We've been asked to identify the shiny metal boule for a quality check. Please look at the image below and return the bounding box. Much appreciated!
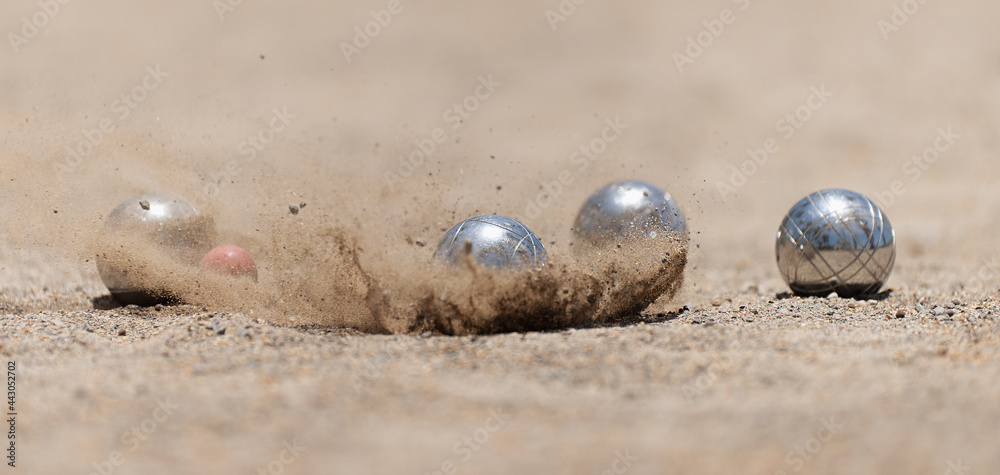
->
[434,215,547,270]
[573,180,687,244]
[97,193,216,305]
[776,189,895,297]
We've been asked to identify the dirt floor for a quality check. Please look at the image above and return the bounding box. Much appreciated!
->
[3,0,1000,473]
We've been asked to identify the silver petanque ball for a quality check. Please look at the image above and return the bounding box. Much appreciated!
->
[573,180,687,244]
[776,189,895,297]
[96,193,216,306]
[434,215,547,270]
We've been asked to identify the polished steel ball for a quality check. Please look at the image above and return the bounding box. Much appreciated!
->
[573,180,687,244]
[97,193,216,305]
[434,215,547,270]
[776,189,895,297]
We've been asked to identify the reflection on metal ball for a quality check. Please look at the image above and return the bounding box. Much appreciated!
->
[96,193,216,306]
[434,215,547,270]
[573,180,687,244]
[776,189,895,297]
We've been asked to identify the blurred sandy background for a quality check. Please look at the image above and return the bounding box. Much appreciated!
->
[2,0,1000,473]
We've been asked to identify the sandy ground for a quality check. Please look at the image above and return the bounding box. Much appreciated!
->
[3,0,1000,473]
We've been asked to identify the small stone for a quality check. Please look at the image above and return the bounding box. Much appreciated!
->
[946,309,955,317]
[117,328,127,336]
[289,204,300,215]
[212,318,227,335]
[933,306,946,316]
[895,309,906,318]
[414,238,427,247]
[139,200,150,210]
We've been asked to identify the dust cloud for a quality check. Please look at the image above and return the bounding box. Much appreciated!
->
[1,121,687,334]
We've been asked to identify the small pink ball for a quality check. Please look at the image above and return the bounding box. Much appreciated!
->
[201,245,258,282]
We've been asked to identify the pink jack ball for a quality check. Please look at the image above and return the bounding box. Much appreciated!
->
[201,245,258,282]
